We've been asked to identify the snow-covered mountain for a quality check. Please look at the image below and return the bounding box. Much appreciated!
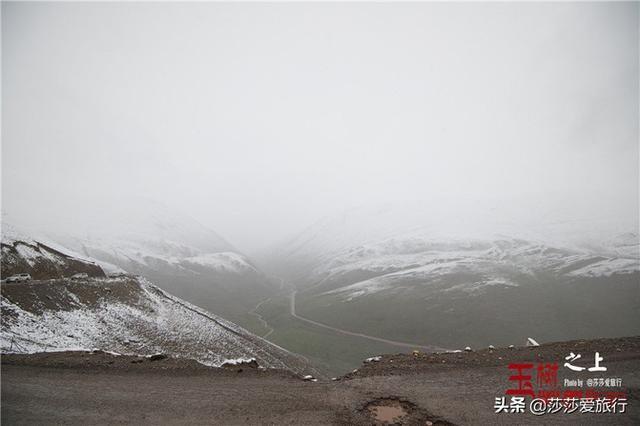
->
[0,234,315,376]
[273,201,640,349]
[305,235,639,299]
[273,200,639,282]
[1,224,107,280]
[40,199,248,276]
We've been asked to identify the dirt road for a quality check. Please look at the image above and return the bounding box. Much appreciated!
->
[2,364,357,425]
[4,337,638,425]
[289,291,445,352]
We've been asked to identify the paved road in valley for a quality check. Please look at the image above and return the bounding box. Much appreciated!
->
[289,291,446,352]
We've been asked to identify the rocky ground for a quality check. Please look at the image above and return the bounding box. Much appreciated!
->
[341,336,640,378]
[2,336,639,425]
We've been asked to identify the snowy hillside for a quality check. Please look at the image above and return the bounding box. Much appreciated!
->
[0,230,314,375]
[274,200,639,285]
[39,199,238,274]
[309,236,639,300]
[58,233,260,280]
[0,276,313,374]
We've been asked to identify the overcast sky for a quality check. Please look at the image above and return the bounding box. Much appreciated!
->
[2,2,638,252]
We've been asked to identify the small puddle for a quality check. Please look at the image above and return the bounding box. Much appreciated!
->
[366,399,409,423]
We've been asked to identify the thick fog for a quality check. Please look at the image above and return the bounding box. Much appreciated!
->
[2,2,638,253]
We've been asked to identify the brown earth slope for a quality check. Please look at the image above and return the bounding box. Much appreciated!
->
[1,240,105,280]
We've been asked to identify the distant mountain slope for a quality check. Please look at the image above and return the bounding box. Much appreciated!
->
[273,202,640,349]
[276,202,639,289]
[272,200,638,280]
[52,198,233,255]
[45,198,240,274]
[307,236,639,297]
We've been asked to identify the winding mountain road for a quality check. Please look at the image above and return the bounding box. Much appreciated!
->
[289,291,445,352]
[248,297,274,339]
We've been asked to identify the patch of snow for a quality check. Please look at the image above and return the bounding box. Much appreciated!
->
[443,278,519,294]
[94,259,126,275]
[180,252,256,273]
[221,357,256,366]
[567,258,639,277]
[14,244,42,267]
